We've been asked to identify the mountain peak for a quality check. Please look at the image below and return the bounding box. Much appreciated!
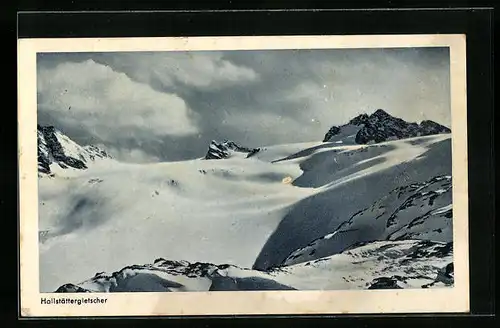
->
[372,108,391,118]
[37,125,112,176]
[37,124,56,132]
[348,113,369,126]
[348,109,395,126]
[205,139,260,160]
[324,109,451,144]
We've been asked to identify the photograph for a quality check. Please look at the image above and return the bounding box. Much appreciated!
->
[18,34,469,316]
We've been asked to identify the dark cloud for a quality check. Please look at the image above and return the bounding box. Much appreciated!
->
[37,47,450,162]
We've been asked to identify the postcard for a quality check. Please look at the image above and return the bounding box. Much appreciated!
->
[18,34,469,317]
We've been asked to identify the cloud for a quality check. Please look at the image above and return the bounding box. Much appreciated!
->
[86,52,259,92]
[95,144,161,163]
[274,48,451,129]
[37,59,199,150]
[221,110,309,147]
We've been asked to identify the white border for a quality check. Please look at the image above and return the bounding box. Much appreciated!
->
[18,34,469,317]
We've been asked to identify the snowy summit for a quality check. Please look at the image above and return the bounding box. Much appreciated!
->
[38,125,112,177]
[204,140,260,160]
[323,109,451,144]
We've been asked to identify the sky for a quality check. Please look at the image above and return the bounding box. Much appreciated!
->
[37,47,451,163]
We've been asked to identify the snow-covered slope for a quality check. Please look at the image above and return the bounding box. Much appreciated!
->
[38,153,311,292]
[252,134,452,270]
[282,175,452,266]
[275,239,454,290]
[37,113,453,293]
[37,125,113,177]
[55,239,453,293]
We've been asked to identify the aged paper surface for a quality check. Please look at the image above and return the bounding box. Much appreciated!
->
[18,34,468,317]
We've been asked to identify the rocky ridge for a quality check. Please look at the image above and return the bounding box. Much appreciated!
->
[323,109,451,144]
[38,125,112,176]
[204,140,260,160]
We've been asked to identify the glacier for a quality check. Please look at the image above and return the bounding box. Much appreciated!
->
[37,109,454,293]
